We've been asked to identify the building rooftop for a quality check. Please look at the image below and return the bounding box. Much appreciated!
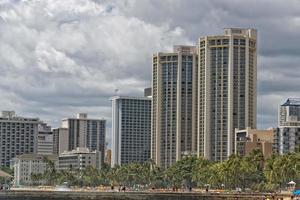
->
[62,113,106,121]
[110,96,152,101]
[281,98,300,106]
[173,45,197,54]
[15,154,58,160]
[0,111,40,122]
[60,148,98,155]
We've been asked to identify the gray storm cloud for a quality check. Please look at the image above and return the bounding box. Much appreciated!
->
[0,0,300,145]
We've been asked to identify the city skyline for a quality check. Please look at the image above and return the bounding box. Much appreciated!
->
[0,0,300,147]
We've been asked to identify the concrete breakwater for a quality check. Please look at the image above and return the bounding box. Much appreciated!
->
[0,190,292,200]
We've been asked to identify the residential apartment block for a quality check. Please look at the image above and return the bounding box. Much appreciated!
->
[52,128,69,155]
[61,113,105,164]
[0,111,40,167]
[111,96,151,167]
[37,123,53,155]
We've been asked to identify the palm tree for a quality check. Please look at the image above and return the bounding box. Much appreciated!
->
[207,162,224,189]
[42,156,58,185]
[242,149,265,189]
[192,157,211,188]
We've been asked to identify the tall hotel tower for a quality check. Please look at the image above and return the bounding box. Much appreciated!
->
[111,95,151,167]
[197,28,257,161]
[152,45,198,168]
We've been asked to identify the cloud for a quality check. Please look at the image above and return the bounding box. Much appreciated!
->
[0,0,190,145]
[0,0,299,145]
[107,0,300,128]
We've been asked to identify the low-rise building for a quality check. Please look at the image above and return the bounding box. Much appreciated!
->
[13,154,58,186]
[235,127,274,159]
[58,148,102,170]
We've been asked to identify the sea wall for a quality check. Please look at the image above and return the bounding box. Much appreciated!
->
[0,190,291,200]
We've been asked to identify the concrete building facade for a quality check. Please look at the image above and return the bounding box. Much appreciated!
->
[274,98,300,154]
[111,96,151,167]
[58,148,102,170]
[279,98,300,126]
[151,45,198,168]
[53,128,69,155]
[197,28,257,161]
[144,88,152,98]
[104,149,111,166]
[61,114,105,164]
[0,111,40,167]
[37,123,53,155]
[235,127,274,159]
[274,126,300,154]
[13,154,58,186]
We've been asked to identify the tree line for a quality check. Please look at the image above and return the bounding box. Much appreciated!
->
[32,149,300,192]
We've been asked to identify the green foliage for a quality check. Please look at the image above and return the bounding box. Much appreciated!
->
[165,155,198,188]
[0,166,13,185]
[0,166,14,176]
[264,152,300,189]
[29,150,300,192]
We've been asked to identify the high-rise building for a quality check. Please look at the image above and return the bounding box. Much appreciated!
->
[0,111,40,167]
[274,98,300,154]
[151,45,198,168]
[52,128,69,155]
[111,96,151,167]
[37,123,53,155]
[61,114,105,164]
[197,28,257,161]
[279,98,300,126]
[235,127,274,159]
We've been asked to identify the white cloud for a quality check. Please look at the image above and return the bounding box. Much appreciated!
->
[0,0,191,144]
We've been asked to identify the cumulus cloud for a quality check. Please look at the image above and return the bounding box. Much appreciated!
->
[0,0,190,144]
[0,0,299,145]
[106,0,300,128]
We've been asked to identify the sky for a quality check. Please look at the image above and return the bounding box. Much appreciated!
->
[0,0,300,145]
